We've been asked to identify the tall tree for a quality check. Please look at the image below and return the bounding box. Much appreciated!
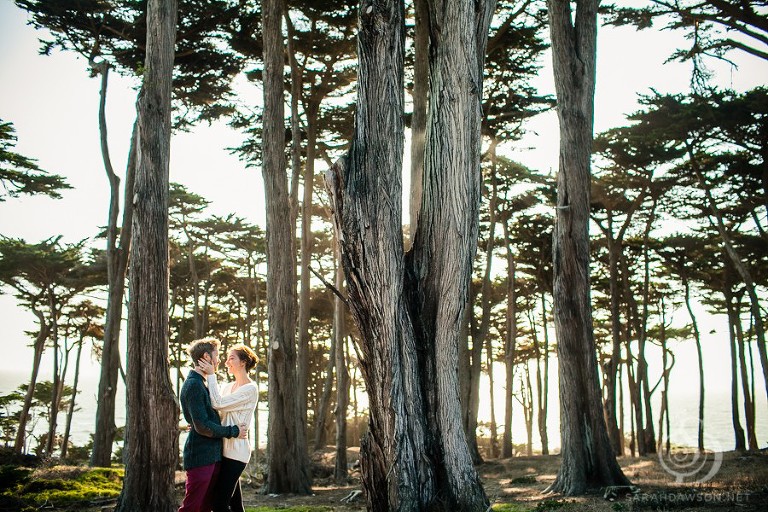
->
[15,0,247,465]
[261,0,312,494]
[325,0,495,509]
[546,0,630,494]
[0,237,87,454]
[115,0,178,509]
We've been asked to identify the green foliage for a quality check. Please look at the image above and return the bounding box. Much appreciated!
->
[534,498,569,510]
[2,466,123,506]
[245,507,334,512]
[492,503,530,512]
[16,0,247,127]
[511,474,538,484]
[0,119,70,201]
[0,464,32,490]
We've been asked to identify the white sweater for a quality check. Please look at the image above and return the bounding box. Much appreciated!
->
[206,374,259,463]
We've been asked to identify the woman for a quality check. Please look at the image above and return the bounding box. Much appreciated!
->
[197,344,259,512]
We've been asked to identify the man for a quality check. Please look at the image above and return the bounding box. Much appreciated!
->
[178,337,247,512]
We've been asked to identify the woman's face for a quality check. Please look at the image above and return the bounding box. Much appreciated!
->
[225,350,244,374]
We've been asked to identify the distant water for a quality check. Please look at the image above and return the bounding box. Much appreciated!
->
[0,368,269,453]
[1,362,765,456]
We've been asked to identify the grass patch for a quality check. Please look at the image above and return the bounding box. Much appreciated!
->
[1,466,123,507]
[246,508,334,512]
[492,503,531,512]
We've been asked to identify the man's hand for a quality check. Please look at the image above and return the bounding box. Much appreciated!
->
[238,424,248,439]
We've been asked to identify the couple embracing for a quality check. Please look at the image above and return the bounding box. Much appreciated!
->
[178,338,259,512]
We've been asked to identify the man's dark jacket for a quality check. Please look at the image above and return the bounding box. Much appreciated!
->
[179,370,239,470]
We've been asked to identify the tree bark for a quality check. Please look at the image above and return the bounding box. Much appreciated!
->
[638,203,657,454]
[324,1,495,509]
[546,0,630,495]
[538,293,550,455]
[333,262,349,482]
[92,117,137,467]
[313,331,335,450]
[261,0,312,494]
[408,0,428,245]
[502,218,517,458]
[683,276,705,451]
[115,0,179,509]
[724,269,747,451]
[61,333,84,460]
[691,153,768,404]
[14,308,48,454]
[298,103,320,438]
[734,297,759,450]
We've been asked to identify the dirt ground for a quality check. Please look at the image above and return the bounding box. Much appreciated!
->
[228,447,768,511]
[10,447,767,511]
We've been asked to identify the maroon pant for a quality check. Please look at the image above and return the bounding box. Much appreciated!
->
[178,462,220,512]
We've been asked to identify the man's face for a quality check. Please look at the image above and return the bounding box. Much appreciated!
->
[209,348,219,367]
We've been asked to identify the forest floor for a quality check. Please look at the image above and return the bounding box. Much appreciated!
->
[3,447,767,511]
[231,447,768,512]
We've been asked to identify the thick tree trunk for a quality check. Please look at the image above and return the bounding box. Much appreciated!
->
[114,0,179,509]
[324,2,494,509]
[546,0,630,495]
[502,219,517,458]
[92,119,137,467]
[261,0,312,494]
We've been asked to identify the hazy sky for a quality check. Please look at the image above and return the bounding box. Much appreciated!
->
[1,2,766,449]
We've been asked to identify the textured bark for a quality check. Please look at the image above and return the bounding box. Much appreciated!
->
[261,0,312,494]
[14,308,48,454]
[502,219,517,458]
[537,293,550,455]
[546,0,630,495]
[92,117,137,467]
[314,332,335,450]
[593,188,644,457]
[325,1,494,510]
[408,0,428,244]
[115,0,179,509]
[333,261,349,482]
[298,105,318,433]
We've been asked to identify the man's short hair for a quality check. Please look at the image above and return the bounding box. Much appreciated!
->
[187,337,220,365]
